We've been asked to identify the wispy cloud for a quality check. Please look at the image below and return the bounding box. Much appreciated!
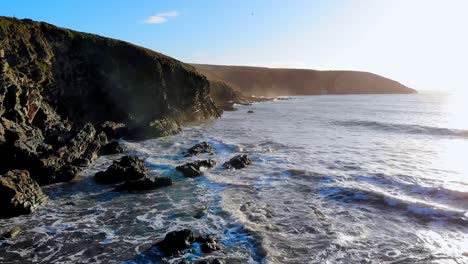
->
[143,11,179,24]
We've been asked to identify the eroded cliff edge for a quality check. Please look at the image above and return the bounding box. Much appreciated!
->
[0,16,220,217]
[194,64,417,96]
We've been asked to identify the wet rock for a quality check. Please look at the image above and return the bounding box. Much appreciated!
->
[220,105,237,111]
[194,259,225,264]
[247,110,254,113]
[153,229,195,256]
[36,123,101,184]
[176,160,216,177]
[195,235,221,253]
[94,156,147,184]
[100,121,127,139]
[222,154,252,169]
[183,142,214,157]
[0,170,47,218]
[100,141,124,155]
[115,176,172,191]
[2,227,21,239]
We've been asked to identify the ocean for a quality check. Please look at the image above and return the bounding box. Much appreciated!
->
[1,93,467,263]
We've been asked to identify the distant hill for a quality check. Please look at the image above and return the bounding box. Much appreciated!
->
[193,64,417,96]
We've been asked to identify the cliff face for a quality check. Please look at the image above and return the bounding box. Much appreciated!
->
[0,17,220,186]
[193,64,417,96]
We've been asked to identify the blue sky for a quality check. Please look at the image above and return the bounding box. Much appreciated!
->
[2,0,467,92]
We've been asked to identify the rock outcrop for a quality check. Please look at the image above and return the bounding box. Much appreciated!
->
[0,16,221,216]
[223,154,252,169]
[152,229,221,257]
[94,156,147,184]
[115,176,172,192]
[194,64,417,96]
[176,160,216,177]
[0,170,47,218]
[183,142,214,157]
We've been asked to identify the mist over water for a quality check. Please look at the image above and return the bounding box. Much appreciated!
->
[1,93,467,263]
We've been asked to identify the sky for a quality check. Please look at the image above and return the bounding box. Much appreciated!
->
[1,0,467,93]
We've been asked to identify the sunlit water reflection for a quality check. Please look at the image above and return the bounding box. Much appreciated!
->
[0,93,467,263]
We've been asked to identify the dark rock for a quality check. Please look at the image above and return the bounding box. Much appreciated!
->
[222,154,252,169]
[220,105,237,111]
[100,121,127,139]
[176,160,216,177]
[183,142,214,157]
[2,227,21,239]
[115,176,172,191]
[194,260,225,264]
[94,156,147,184]
[0,16,221,188]
[247,110,254,113]
[195,235,221,253]
[100,141,124,155]
[0,170,47,218]
[153,229,195,256]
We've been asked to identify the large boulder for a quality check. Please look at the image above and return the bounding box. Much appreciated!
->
[222,154,252,169]
[183,142,214,157]
[94,156,147,184]
[153,229,221,257]
[176,160,216,178]
[0,170,47,218]
[153,229,195,256]
[115,176,172,191]
[100,141,124,155]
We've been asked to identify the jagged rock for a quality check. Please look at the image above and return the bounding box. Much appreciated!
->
[115,176,172,191]
[222,154,252,169]
[0,16,221,188]
[100,141,124,155]
[153,230,221,257]
[2,226,21,239]
[183,142,214,157]
[195,235,221,253]
[94,156,147,184]
[153,229,195,256]
[194,260,225,264]
[0,170,47,218]
[36,123,101,184]
[100,121,127,139]
[176,160,216,177]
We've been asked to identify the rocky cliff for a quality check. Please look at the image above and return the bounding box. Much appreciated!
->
[193,64,417,96]
[0,16,220,197]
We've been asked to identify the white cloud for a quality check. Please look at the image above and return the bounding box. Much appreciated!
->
[143,11,179,24]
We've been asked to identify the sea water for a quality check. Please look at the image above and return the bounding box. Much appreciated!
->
[1,93,467,263]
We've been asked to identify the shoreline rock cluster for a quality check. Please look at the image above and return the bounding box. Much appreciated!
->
[0,16,221,218]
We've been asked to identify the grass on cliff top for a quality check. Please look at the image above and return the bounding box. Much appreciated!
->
[0,16,203,78]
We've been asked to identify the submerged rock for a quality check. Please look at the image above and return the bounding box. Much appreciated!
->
[222,154,252,169]
[115,176,172,191]
[2,227,21,239]
[176,160,216,177]
[195,235,222,253]
[0,170,47,218]
[153,229,221,257]
[94,156,147,184]
[183,142,214,157]
[100,141,124,155]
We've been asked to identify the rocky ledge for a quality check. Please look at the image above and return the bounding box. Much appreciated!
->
[0,16,221,218]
